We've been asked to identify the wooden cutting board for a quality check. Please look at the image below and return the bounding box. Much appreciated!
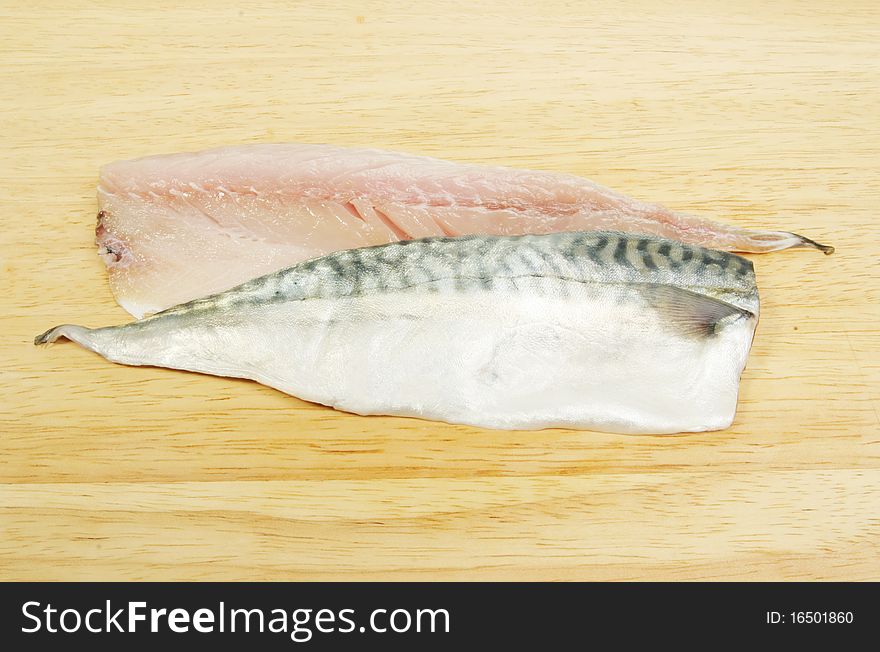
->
[1,0,877,580]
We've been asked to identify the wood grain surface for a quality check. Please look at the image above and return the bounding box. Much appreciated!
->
[1,0,878,581]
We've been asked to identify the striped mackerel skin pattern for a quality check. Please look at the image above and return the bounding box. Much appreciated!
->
[156,231,759,319]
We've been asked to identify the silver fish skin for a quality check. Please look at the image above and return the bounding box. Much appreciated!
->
[36,232,759,434]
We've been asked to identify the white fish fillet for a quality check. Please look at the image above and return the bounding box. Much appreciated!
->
[39,232,758,434]
[96,144,827,318]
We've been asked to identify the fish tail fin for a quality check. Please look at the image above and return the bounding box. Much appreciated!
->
[667,211,833,254]
[35,324,95,347]
[724,227,834,255]
[34,323,124,362]
[789,232,835,255]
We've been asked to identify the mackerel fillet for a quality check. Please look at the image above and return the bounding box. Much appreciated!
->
[97,144,823,318]
[39,232,759,434]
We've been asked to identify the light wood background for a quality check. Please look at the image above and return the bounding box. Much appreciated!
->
[1,0,878,581]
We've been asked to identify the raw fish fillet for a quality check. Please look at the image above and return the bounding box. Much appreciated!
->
[39,232,758,434]
[97,144,829,318]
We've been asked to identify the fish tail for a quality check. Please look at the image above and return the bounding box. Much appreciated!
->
[34,323,127,362]
[710,225,834,255]
[789,232,835,255]
[738,229,834,255]
[34,324,95,347]
[659,209,832,254]
[35,314,212,370]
